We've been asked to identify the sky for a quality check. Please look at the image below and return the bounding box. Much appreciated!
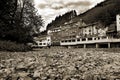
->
[34,0,104,30]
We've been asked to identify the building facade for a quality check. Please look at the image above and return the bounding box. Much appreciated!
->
[32,36,51,47]
[116,14,120,31]
[47,14,120,48]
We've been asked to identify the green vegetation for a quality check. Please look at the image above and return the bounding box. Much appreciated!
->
[46,0,120,31]
[0,0,43,51]
[0,40,31,52]
[80,0,120,26]
[0,0,43,43]
[47,10,77,30]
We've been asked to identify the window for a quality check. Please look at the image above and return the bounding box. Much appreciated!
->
[89,30,91,32]
[88,38,92,41]
[61,41,64,43]
[72,39,75,42]
[94,38,96,40]
[39,43,42,45]
[98,37,100,40]
[77,39,80,41]
[65,40,67,42]
[43,43,46,45]
[82,38,86,41]
[39,40,42,42]
[68,40,71,42]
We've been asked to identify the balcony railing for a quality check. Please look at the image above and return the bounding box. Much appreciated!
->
[60,36,120,45]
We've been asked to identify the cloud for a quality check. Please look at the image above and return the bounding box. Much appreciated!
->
[65,1,91,7]
[34,0,104,27]
[51,3,64,10]
[37,0,91,10]
[38,4,48,9]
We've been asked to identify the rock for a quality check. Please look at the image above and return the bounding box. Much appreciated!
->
[4,68,12,75]
[84,72,94,80]
[33,70,40,78]
[18,72,29,77]
[15,63,28,72]
[0,48,120,79]
[17,76,32,80]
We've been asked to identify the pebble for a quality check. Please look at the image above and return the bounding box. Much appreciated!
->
[0,48,119,79]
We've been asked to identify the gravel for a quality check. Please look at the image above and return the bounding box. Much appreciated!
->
[0,47,120,80]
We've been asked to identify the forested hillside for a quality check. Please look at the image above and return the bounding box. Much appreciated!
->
[79,0,120,26]
[47,10,77,30]
[0,0,43,43]
[46,0,120,32]
[0,0,43,51]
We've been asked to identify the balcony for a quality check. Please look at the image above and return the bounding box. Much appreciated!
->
[60,36,120,46]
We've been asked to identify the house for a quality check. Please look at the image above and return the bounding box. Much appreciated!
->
[35,14,120,48]
[56,14,120,48]
[32,35,51,48]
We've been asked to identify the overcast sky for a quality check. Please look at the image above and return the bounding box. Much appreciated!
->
[34,0,104,30]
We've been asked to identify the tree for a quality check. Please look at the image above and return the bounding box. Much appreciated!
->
[0,0,43,43]
[0,0,17,39]
[47,10,77,30]
[13,0,43,43]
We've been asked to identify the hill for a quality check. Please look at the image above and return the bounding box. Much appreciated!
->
[79,0,120,26]
[43,0,120,35]
[46,10,77,30]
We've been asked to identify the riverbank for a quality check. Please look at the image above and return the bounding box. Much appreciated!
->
[0,48,120,79]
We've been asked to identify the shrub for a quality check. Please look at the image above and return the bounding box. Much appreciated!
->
[0,40,32,52]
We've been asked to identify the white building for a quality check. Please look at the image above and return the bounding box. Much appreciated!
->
[32,36,51,48]
[116,14,120,31]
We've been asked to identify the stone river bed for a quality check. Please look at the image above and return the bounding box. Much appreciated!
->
[0,47,120,80]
